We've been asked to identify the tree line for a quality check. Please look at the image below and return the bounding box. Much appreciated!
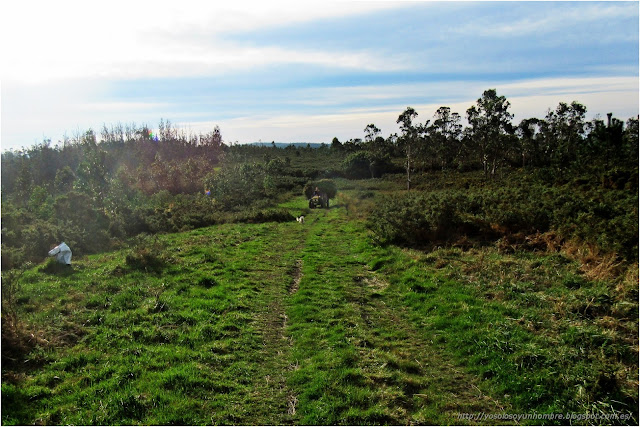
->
[1,89,638,269]
[335,89,638,187]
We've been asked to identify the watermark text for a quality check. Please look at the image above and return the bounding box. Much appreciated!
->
[456,412,632,422]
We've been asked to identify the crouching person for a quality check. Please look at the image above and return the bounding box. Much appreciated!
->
[48,242,72,266]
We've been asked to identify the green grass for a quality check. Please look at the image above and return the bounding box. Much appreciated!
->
[363,243,638,424]
[3,221,306,425]
[284,204,505,424]
[2,189,637,425]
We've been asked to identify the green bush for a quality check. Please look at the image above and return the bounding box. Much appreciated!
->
[368,192,480,246]
[342,152,371,179]
[367,181,637,261]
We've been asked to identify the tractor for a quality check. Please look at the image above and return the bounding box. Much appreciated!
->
[308,192,329,209]
[304,179,336,209]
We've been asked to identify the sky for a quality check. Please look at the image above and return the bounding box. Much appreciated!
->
[1,0,638,151]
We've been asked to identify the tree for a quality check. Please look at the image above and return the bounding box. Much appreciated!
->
[397,107,419,190]
[364,124,381,144]
[542,101,587,167]
[81,129,98,147]
[342,138,362,153]
[516,118,544,167]
[27,140,60,190]
[343,151,372,179]
[584,114,625,167]
[624,116,639,164]
[466,89,514,178]
[362,124,395,177]
[54,166,76,194]
[74,148,109,205]
[15,159,33,204]
[430,106,463,170]
[159,118,177,142]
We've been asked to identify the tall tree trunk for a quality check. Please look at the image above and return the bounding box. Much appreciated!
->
[482,154,488,179]
[406,144,412,190]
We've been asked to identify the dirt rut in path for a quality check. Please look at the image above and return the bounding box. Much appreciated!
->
[289,259,303,294]
[246,226,308,424]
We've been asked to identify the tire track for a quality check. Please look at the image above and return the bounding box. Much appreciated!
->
[347,273,508,424]
[246,223,308,424]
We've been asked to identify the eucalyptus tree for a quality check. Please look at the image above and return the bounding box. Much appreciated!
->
[364,123,381,144]
[542,101,587,168]
[397,107,419,190]
[516,118,545,167]
[430,106,463,170]
[330,137,343,151]
[624,116,639,164]
[466,89,514,178]
[362,123,395,177]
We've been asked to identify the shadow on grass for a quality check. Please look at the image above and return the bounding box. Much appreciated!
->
[38,259,76,277]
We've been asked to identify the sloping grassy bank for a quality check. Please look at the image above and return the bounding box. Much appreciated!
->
[2,221,307,425]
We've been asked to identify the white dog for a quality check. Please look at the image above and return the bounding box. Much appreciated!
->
[296,216,305,223]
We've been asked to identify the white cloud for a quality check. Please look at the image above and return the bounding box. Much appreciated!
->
[458,2,637,38]
[1,78,170,148]
[286,76,638,116]
[1,0,408,83]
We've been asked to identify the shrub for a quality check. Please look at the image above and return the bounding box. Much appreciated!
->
[203,163,268,209]
[368,192,477,247]
[367,171,638,262]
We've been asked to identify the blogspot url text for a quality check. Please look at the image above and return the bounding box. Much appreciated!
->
[456,412,632,422]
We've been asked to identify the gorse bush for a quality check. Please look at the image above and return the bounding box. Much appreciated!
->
[368,181,638,261]
[368,192,486,247]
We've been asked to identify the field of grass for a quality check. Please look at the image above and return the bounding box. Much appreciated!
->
[2,185,638,425]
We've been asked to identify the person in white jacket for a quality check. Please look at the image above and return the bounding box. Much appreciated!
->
[48,242,72,265]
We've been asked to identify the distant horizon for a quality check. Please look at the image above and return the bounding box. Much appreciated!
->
[247,141,327,147]
[2,1,638,152]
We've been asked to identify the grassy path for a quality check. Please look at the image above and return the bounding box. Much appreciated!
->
[282,201,505,424]
[3,197,506,425]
